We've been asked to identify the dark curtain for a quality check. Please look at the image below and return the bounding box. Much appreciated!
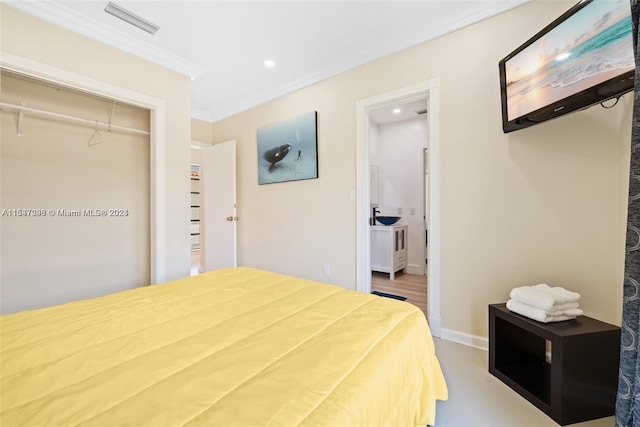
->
[617,1,640,425]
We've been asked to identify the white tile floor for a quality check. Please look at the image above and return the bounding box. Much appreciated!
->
[191,249,200,276]
[433,338,615,427]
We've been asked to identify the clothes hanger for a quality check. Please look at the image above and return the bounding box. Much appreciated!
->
[88,120,104,146]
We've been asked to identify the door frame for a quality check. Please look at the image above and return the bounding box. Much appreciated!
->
[424,147,430,277]
[1,51,167,284]
[355,78,442,336]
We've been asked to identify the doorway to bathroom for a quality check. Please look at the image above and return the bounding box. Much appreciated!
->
[368,98,428,317]
[355,79,441,336]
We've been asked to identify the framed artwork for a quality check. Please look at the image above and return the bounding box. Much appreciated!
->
[257,111,318,185]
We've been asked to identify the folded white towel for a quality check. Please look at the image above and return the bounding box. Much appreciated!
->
[535,284,581,303]
[547,302,580,313]
[506,299,583,323]
[509,284,581,311]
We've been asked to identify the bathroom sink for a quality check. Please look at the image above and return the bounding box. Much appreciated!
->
[376,216,401,225]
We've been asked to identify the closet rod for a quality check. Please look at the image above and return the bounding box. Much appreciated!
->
[0,101,150,136]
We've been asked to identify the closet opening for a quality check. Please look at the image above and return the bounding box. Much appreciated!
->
[1,69,152,314]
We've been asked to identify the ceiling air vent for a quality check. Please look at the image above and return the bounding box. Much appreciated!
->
[104,2,160,35]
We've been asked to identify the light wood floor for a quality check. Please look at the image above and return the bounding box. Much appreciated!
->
[371,271,427,317]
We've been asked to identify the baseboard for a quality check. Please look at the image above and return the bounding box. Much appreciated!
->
[440,327,488,351]
[405,264,425,275]
[428,316,442,338]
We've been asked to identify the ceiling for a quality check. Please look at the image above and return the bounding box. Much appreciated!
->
[369,98,429,125]
[3,0,529,123]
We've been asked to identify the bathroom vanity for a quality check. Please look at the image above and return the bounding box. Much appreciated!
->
[371,225,407,280]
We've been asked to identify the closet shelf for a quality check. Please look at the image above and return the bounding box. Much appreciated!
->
[0,101,150,136]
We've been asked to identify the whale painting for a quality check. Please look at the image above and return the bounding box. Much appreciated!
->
[263,144,292,172]
[257,111,318,185]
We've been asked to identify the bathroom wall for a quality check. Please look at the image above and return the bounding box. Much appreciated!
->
[375,116,429,275]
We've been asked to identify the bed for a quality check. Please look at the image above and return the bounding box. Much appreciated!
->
[0,267,447,426]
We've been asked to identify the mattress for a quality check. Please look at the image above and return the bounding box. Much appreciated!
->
[0,267,447,426]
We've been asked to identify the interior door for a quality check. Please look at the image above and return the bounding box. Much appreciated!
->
[424,148,429,272]
[201,140,237,271]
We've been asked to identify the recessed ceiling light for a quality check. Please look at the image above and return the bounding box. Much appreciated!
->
[393,108,401,114]
[264,60,275,68]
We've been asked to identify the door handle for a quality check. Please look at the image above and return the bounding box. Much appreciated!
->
[226,216,239,221]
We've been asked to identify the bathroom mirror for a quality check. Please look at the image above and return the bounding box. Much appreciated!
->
[370,164,379,205]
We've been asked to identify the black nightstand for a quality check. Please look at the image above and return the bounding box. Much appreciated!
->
[489,303,620,425]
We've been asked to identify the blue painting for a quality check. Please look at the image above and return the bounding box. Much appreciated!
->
[257,111,318,185]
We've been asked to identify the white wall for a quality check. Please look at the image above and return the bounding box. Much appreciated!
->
[377,116,429,274]
[210,0,630,339]
[191,146,203,166]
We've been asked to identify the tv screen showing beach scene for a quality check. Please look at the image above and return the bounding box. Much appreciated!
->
[504,0,634,122]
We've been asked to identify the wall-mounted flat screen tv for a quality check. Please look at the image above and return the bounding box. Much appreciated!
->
[499,0,635,133]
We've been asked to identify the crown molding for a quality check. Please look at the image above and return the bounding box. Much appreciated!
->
[191,108,213,123]
[204,0,531,123]
[1,0,530,122]
[1,0,206,79]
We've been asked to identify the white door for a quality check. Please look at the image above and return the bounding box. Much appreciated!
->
[201,140,237,271]
[424,148,429,271]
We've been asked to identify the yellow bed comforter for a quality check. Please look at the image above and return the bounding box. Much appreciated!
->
[0,267,447,426]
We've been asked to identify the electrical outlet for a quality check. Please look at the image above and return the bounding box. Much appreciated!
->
[323,264,330,276]
[398,207,403,214]
[411,207,416,215]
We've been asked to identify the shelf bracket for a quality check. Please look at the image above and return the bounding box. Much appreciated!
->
[17,101,25,136]
[108,101,116,132]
